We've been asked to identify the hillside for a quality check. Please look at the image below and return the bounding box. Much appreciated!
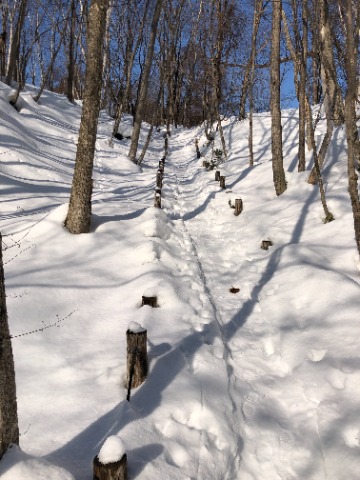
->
[1,82,360,480]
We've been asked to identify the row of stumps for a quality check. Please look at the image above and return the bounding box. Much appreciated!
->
[93,135,169,479]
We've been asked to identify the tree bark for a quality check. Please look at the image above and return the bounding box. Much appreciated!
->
[270,0,286,196]
[344,0,360,255]
[319,0,344,126]
[5,0,27,86]
[65,0,109,234]
[0,233,19,460]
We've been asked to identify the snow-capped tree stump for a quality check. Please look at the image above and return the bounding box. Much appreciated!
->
[220,176,226,189]
[215,170,221,181]
[234,198,243,216]
[93,436,127,480]
[156,170,162,189]
[154,191,161,208]
[126,323,148,400]
[261,240,273,250]
[141,295,158,307]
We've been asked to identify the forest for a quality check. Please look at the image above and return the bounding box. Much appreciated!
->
[1,0,360,479]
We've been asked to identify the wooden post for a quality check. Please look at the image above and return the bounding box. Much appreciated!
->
[93,437,127,480]
[159,160,164,172]
[164,137,168,156]
[215,170,221,181]
[234,198,243,216]
[220,176,226,189]
[154,192,161,208]
[156,170,162,189]
[126,324,147,400]
[195,138,201,159]
[93,454,127,480]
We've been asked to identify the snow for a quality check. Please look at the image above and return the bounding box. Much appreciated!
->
[1,81,360,480]
[97,436,126,464]
[128,322,146,334]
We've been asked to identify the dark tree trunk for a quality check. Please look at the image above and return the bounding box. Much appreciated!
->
[5,0,27,86]
[0,233,19,460]
[65,0,109,234]
[270,0,286,196]
[344,0,360,255]
[67,0,76,103]
[128,0,163,163]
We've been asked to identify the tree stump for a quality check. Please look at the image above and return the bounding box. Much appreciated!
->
[234,198,243,216]
[203,161,210,168]
[219,176,226,189]
[261,240,273,250]
[126,324,148,400]
[161,156,166,163]
[93,453,127,480]
[158,160,164,172]
[156,170,163,189]
[215,170,221,181]
[154,192,161,208]
[164,137,168,155]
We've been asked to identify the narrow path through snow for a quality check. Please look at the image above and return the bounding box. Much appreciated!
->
[163,130,244,478]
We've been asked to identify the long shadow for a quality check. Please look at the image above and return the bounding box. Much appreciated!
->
[224,170,320,340]
[182,191,217,221]
[91,209,146,230]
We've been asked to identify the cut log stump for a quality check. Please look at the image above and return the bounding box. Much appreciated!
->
[261,240,273,250]
[156,171,163,189]
[215,170,221,181]
[154,192,161,208]
[219,176,226,189]
[93,453,127,480]
[126,324,148,400]
[234,198,243,216]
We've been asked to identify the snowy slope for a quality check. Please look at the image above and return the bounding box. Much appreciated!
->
[1,81,360,480]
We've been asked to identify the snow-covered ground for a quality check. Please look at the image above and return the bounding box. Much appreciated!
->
[1,81,360,480]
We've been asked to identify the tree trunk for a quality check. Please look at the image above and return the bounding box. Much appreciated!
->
[128,0,163,163]
[319,0,344,126]
[248,0,263,166]
[344,0,360,255]
[270,0,286,196]
[65,0,109,234]
[66,0,76,103]
[0,233,19,460]
[5,0,27,86]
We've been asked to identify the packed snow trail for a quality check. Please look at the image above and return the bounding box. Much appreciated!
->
[2,85,360,480]
[161,129,244,479]
[160,123,360,480]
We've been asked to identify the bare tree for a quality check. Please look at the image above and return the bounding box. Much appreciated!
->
[0,234,19,460]
[270,0,286,196]
[65,0,110,234]
[344,0,360,254]
[128,0,163,163]
[5,0,27,86]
